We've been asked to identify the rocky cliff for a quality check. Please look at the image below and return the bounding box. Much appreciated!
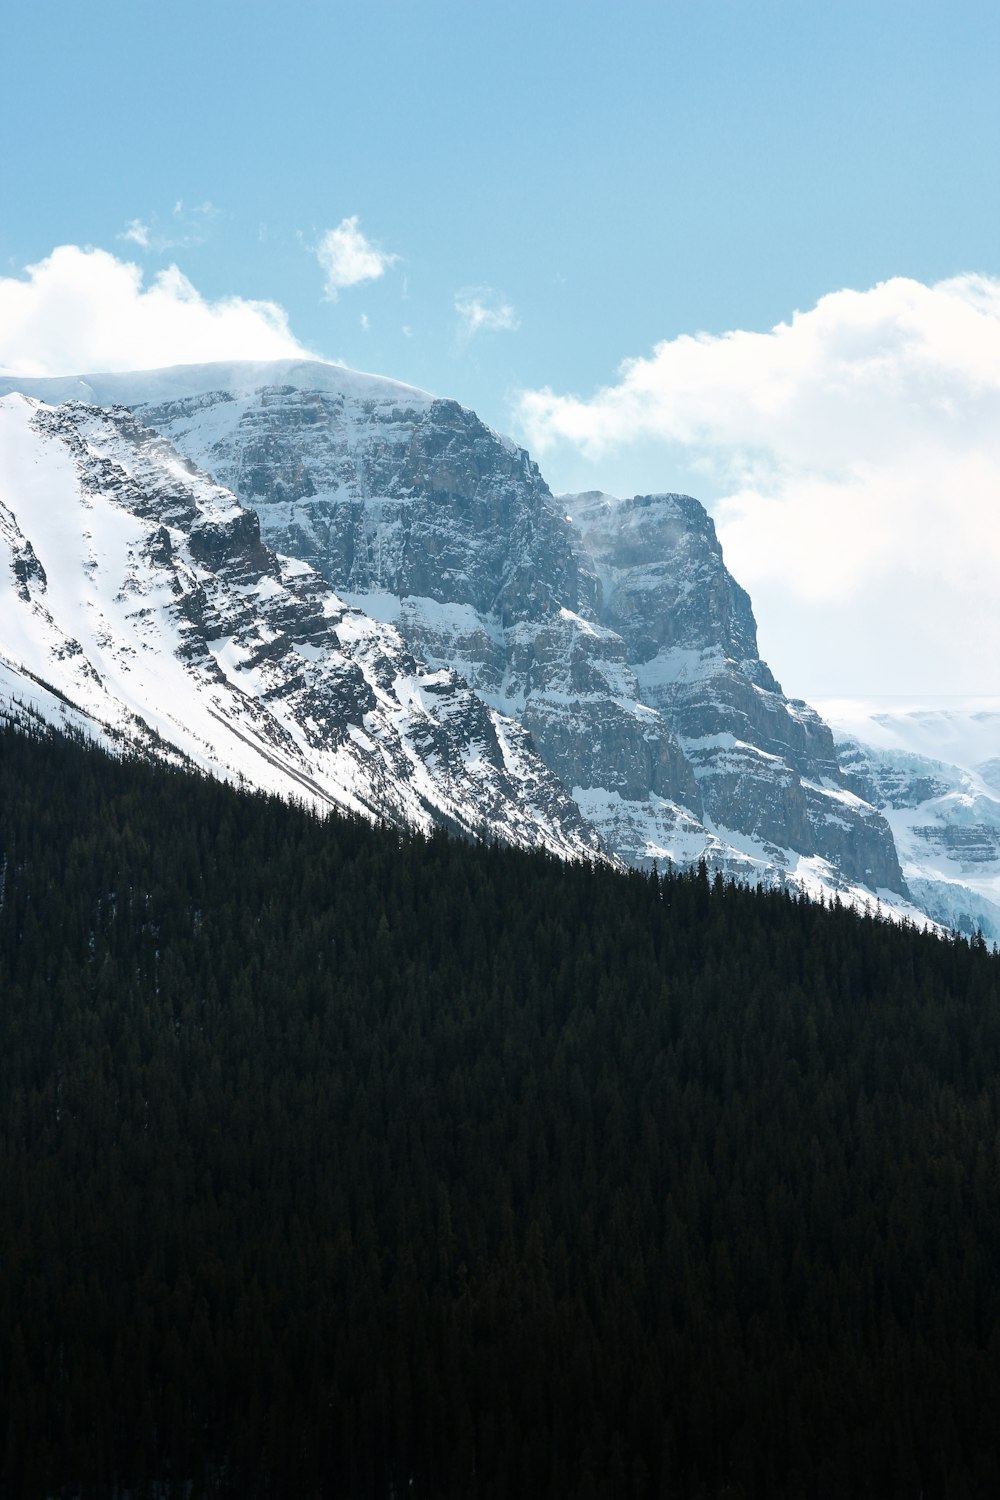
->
[0,360,913,913]
[568,490,904,891]
[114,362,903,900]
[0,391,602,860]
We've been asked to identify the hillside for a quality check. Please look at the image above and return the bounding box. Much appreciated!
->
[2,722,1000,1498]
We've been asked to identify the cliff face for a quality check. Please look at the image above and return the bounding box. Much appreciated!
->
[568,490,903,891]
[0,359,909,907]
[137,384,599,627]
[123,365,904,898]
[0,393,603,861]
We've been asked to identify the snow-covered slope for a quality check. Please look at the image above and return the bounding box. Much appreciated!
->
[819,700,1000,938]
[0,393,603,858]
[0,360,943,928]
[0,358,435,412]
[89,363,905,901]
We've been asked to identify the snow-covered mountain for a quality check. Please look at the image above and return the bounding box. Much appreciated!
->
[818,700,1000,938]
[563,490,904,894]
[0,359,969,929]
[0,391,602,858]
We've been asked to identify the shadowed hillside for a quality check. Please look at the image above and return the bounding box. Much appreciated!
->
[2,722,1000,1498]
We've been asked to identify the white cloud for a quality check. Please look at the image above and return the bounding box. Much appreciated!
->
[516,276,1000,698]
[0,244,310,377]
[316,216,398,299]
[121,219,151,249]
[454,289,519,340]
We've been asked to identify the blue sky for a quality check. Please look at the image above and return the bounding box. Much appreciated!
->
[3,0,1000,697]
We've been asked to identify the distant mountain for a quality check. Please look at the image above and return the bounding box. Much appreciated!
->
[818,700,1000,938]
[0,360,964,927]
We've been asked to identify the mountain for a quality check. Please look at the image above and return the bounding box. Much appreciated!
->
[818,699,1000,938]
[563,490,904,892]
[0,391,601,859]
[0,360,949,924]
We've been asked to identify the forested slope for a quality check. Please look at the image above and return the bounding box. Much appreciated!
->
[2,723,1000,1498]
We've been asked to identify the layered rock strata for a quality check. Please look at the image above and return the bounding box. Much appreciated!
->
[0,361,909,908]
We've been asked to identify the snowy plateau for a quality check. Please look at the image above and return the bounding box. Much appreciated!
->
[0,358,993,936]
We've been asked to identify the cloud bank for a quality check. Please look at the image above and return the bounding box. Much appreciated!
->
[0,245,310,378]
[317,217,397,299]
[517,276,1000,697]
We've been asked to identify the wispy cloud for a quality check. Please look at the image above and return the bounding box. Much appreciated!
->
[0,244,310,377]
[121,219,152,250]
[118,200,219,253]
[515,276,1000,696]
[316,216,398,300]
[454,288,519,341]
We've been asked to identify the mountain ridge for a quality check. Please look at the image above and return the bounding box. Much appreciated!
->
[0,391,602,859]
[0,359,977,931]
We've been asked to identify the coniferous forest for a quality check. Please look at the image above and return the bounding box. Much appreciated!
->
[4,722,1000,1499]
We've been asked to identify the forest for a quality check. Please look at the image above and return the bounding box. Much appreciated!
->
[2,720,1000,1498]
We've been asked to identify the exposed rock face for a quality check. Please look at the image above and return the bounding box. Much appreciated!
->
[0,360,910,912]
[129,372,708,855]
[117,366,902,898]
[138,383,598,627]
[832,730,1000,939]
[567,491,904,892]
[518,610,701,810]
[570,491,764,666]
[0,393,604,861]
[837,740,954,810]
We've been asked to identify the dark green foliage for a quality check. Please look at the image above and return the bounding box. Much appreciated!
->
[2,723,1000,1498]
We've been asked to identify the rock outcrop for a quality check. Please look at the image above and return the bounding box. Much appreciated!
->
[568,490,904,891]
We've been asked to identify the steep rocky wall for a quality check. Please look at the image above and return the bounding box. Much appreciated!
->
[116,367,905,896]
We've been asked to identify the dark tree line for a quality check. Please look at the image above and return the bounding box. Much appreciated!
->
[2,721,1000,1498]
